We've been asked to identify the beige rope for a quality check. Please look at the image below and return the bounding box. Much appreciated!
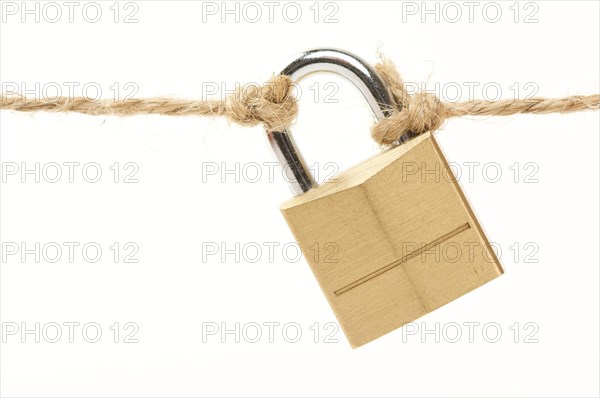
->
[1,61,598,144]
[0,75,297,132]
[372,59,600,144]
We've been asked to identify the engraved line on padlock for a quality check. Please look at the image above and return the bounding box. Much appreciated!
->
[334,222,472,296]
[272,49,503,348]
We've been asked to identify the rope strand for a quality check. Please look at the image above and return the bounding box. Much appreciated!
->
[0,75,297,132]
[371,58,600,144]
[1,60,598,144]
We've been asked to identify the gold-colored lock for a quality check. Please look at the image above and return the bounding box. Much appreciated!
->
[268,49,503,348]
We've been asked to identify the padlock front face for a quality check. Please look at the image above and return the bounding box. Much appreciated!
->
[281,132,503,348]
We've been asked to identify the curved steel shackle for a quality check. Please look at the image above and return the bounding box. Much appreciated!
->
[267,48,399,196]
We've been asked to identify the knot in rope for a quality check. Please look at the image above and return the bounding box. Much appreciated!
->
[222,75,297,131]
[371,59,448,145]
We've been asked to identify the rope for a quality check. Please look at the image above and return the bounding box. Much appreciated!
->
[0,75,297,132]
[1,60,598,144]
[372,58,600,144]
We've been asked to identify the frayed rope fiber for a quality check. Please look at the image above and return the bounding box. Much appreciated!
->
[1,59,598,145]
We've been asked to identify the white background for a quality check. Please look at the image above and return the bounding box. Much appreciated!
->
[1,1,599,397]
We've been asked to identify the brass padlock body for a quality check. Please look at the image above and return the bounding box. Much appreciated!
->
[281,132,503,348]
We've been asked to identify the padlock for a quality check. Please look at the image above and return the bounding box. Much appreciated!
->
[267,49,503,348]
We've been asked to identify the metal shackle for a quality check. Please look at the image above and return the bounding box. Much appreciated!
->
[267,48,399,196]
